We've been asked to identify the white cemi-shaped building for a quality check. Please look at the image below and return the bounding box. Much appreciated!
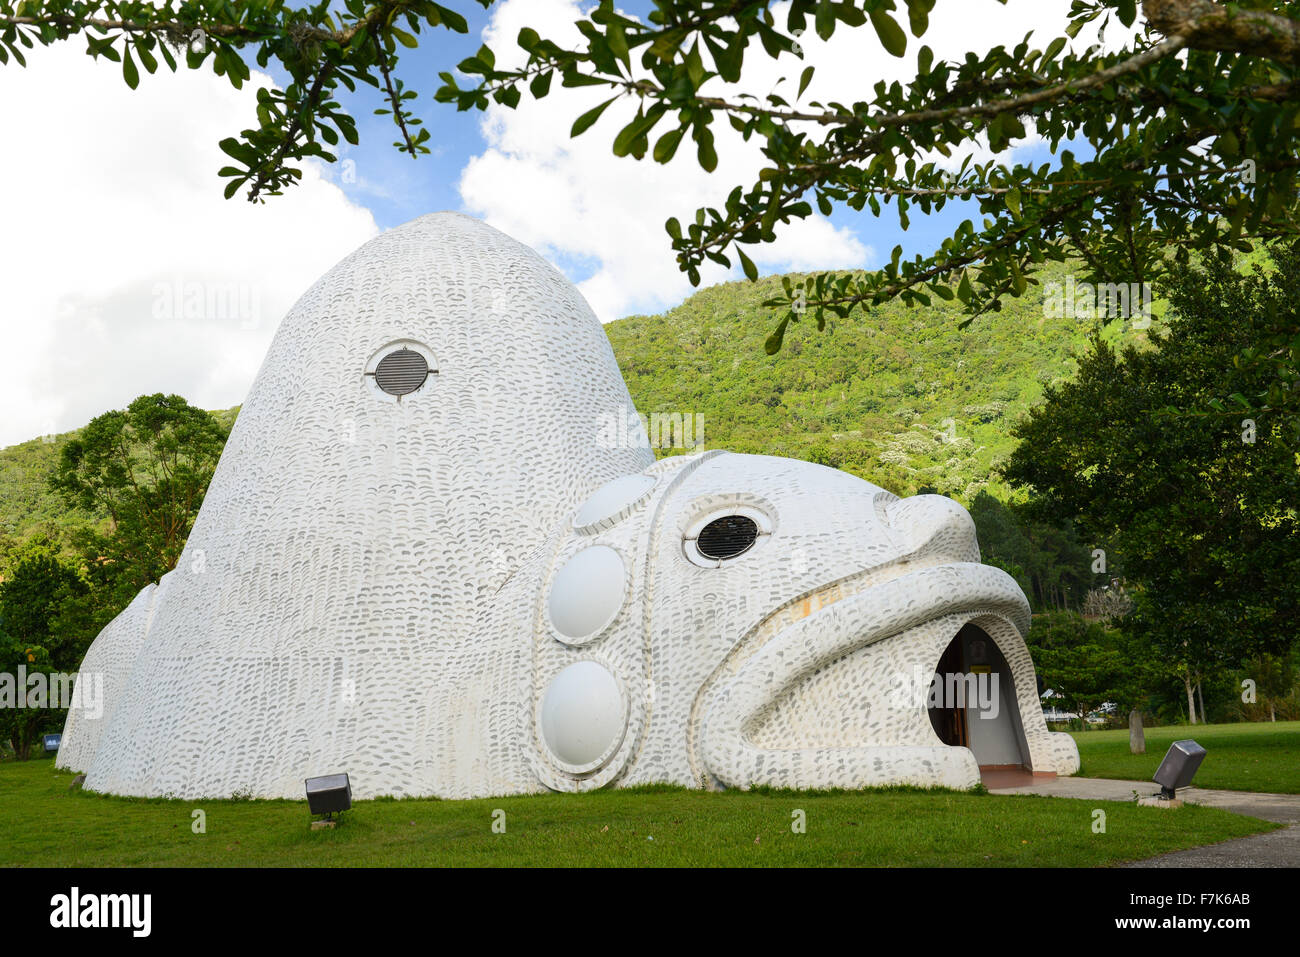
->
[59,212,1079,799]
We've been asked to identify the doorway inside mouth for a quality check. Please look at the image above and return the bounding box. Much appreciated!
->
[927,622,1032,783]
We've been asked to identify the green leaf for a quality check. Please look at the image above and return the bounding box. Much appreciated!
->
[613,108,657,157]
[869,9,907,58]
[136,42,158,75]
[1005,187,1022,221]
[432,4,469,34]
[737,246,758,281]
[607,23,629,67]
[570,95,618,137]
[697,127,718,172]
[122,46,139,89]
[653,127,684,163]
[685,42,706,88]
[712,31,745,82]
[917,44,933,75]
[517,27,540,52]
[815,0,835,40]
[907,0,933,37]
[798,65,815,99]
[218,137,255,162]
[391,27,419,49]
[1010,259,1027,296]
[765,315,790,354]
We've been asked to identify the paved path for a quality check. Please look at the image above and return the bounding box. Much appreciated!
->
[987,776,1300,868]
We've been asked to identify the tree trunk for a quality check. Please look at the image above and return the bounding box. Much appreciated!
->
[1270,702,1276,722]
[1196,679,1207,725]
[11,713,41,761]
[1185,672,1197,724]
[1129,708,1146,754]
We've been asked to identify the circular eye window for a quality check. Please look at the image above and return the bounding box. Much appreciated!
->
[364,340,437,402]
[696,515,759,560]
[683,504,773,568]
[374,348,428,395]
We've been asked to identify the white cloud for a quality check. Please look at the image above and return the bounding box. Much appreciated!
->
[458,0,876,323]
[0,43,379,448]
[459,0,1138,321]
[753,217,871,273]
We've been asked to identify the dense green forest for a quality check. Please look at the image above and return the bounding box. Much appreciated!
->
[607,259,1147,503]
[0,407,239,554]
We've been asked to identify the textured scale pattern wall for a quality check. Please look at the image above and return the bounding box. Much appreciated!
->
[60,212,1079,799]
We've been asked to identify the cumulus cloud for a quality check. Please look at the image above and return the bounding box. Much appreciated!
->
[0,44,378,447]
[458,0,874,323]
[458,0,1133,322]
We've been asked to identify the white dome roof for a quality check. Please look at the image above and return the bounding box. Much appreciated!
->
[72,212,653,799]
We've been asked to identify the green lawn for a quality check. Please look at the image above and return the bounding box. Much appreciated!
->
[0,759,1275,867]
[1072,720,1300,793]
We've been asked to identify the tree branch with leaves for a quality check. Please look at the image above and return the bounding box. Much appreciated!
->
[2,0,1297,403]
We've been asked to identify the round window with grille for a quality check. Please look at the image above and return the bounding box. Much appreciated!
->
[374,348,428,396]
[695,515,760,560]
[683,504,772,567]
[364,341,436,401]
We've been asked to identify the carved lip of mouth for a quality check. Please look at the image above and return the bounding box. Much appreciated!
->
[694,561,1031,790]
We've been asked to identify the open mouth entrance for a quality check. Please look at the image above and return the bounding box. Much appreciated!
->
[927,622,1034,786]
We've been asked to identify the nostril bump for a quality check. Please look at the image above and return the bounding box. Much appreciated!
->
[885,494,980,562]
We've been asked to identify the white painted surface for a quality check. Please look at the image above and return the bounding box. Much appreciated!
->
[540,661,627,768]
[547,545,627,642]
[573,474,657,530]
[60,213,1079,798]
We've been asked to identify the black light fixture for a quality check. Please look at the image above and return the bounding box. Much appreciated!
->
[305,773,352,826]
[1153,739,1206,800]
[43,733,61,753]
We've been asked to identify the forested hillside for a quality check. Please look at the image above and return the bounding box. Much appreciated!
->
[607,259,1145,502]
[0,408,240,551]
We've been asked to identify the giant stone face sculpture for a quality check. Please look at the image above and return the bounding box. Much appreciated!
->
[59,212,1080,798]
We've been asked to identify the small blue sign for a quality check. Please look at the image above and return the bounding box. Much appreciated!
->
[43,733,61,752]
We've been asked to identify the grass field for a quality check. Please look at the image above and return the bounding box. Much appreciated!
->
[0,759,1276,867]
[1071,721,1300,794]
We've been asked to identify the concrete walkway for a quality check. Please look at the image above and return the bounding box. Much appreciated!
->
[986,776,1300,867]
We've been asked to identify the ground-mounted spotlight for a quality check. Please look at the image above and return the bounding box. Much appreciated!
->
[43,733,62,753]
[1151,739,1206,803]
[305,773,352,829]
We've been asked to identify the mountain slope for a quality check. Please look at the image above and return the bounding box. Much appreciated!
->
[0,407,240,548]
[606,260,1130,501]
